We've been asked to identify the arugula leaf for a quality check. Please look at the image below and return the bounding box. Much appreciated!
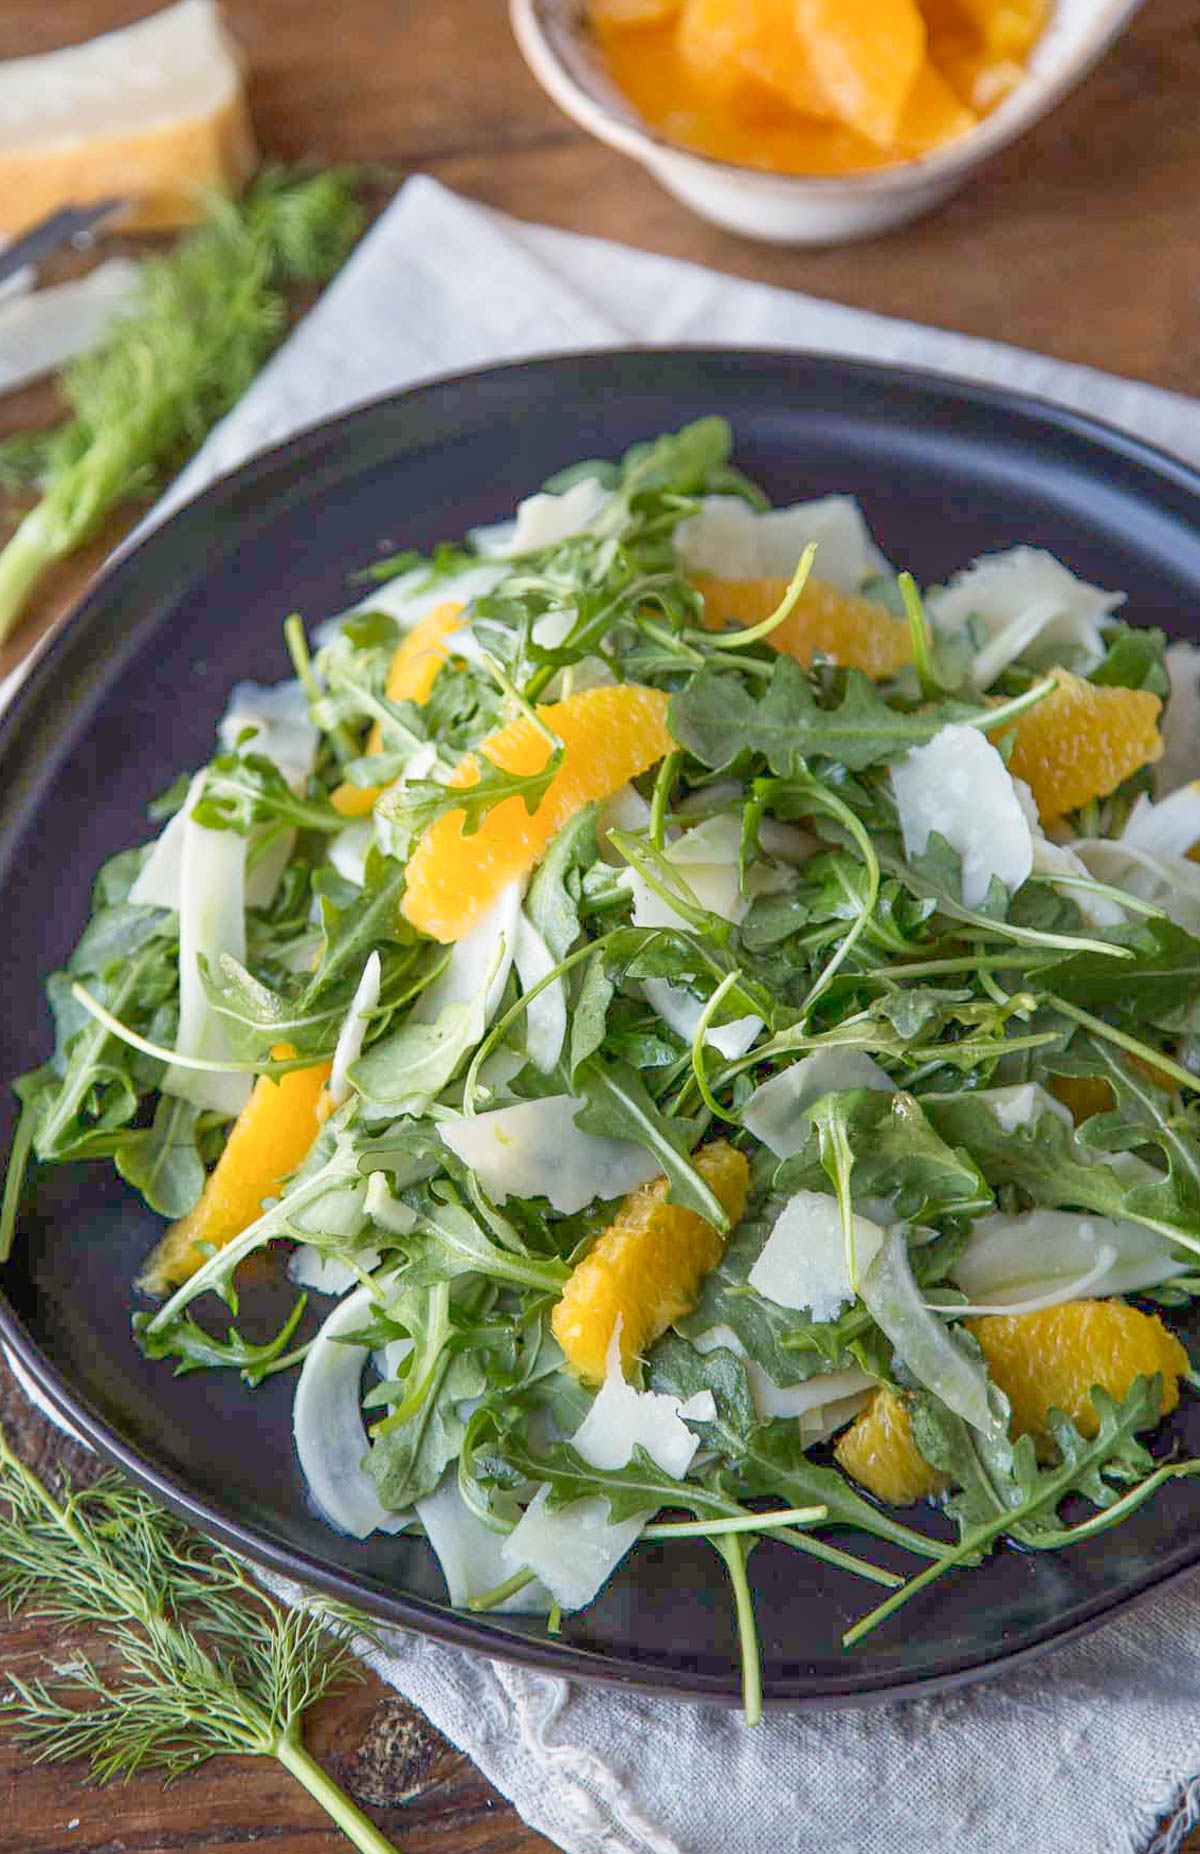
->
[1090,623,1169,698]
[847,1378,1169,1644]
[374,746,564,862]
[1048,920,1200,1033]
[115,1095,204,1220]
[775,1089,992,1223]
[399,1196,568,1296]
[671,659,985,776]
[649,1335,948,1561]
[132,1296,308,1386]
[193,754,347,836]
[365,1346,485,1510]
[525,804,599,960]
[303,856,414,1008]
[920,1088,1200,1260]
[572,1056,721,1224]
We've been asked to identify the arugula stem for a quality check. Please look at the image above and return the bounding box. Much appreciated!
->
[706,543,815,652]
[899,573,940,700]
[1049,995,1199,1095]
[276,1732,403,1854]
[71,982,327,1078]
[712,1533,762,1726]
[644,1505,826,1539]
[649,750,682,849]
[0,1087,40,1262]
[467,1567,537,1612]
[770,1528,904,1587]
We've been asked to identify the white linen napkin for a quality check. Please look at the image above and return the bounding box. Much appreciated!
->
[9,175,1200,1854]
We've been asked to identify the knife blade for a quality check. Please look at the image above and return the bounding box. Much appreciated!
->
[0,199,127,289]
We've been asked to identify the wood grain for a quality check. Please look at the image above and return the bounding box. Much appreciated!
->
[2,1,1199,1848]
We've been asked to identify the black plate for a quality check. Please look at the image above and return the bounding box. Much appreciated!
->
[5,348,1200,1709]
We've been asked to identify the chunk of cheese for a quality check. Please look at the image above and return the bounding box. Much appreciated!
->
[0,0,256,236]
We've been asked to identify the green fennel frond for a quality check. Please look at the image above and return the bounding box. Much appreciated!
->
[0,1432,399,1853]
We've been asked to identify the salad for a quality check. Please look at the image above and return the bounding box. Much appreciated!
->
[7,416,1200,1719]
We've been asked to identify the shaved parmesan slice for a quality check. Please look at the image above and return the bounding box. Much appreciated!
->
[1159,643,1200,796]
[218,678,318,790]
[287,1243,380,1296]
[600,782,653,857]
[749,1190,885,1323]
[364,1171,419,1236]
[1072,839,1200,936]
[861,1227,996,1435]
[472,477,609,559]
[130,770,202,909]
[641,978,762,1061]
[692,1324,873,1424]
[413,880,521,1027]
[675,495,886,593]
[975,1081,1074,1134]
[626,814,747,930]
[328,820,373,889]
[0,259,140,398]
[892,723,1033,908]
[293,1284,409,1539]
[926,548,1121,681]
[439,1094,658,1216]
[572,1325,712,1480]
[513,912,567,1074]
[501,1485,645,1613]
[799,1391,873,1448]
[1012,780,1126,929]
[743,1050,893,1158]
[416,1473,550,1615]
[626,815,764,1055]
[951,1209,1190,1306]
[1121,785,1200,858]
[163,778,250,1117]
[328,952,382,1108]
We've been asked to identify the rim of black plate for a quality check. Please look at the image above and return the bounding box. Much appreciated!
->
[4,346,1200,1707]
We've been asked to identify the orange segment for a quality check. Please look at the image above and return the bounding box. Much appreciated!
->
[139,1046,331,1294]
[792,0,927,147]
[331,601,465,817]
[890,56,977,155]
[991,669,1163,821]
[552,1140,749,1383]
[934,0,1049,57]
[932,36,1024,112]
[401,683,674,943]
[967,1301,1188,1443]
[835,1385,946,1505]
[591,0,681,20]
[677,0,834,118]
[694,573,913,678]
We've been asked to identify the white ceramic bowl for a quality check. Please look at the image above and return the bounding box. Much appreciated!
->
[511,0,1144,245]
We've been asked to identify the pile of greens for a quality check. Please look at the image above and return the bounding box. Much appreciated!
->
[6,417,1200,1721]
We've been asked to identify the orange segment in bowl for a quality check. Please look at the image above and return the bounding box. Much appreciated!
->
[791,0,927,147]
[139,1046,331,1294]
[835,1385,945,1505]
[990,669,1162,821]
[694,572,913,678]
[401,683,674,943]
[967,1301,1188,1443]
[552,1139,750,1383]
[890,56,978,155]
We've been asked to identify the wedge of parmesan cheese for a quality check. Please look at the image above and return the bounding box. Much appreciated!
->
[0,0,256,236]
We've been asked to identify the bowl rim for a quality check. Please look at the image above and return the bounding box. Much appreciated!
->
[6,344,1200,1709]
[511,0,1145,197]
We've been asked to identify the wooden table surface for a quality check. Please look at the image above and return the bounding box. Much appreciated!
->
[3,1,1200,1848]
